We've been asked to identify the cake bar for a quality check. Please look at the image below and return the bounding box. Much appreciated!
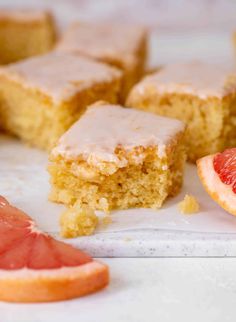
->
[0,52,122,149]
[56,22,147,101]
[48,102,186,212]
[127,61,236,162]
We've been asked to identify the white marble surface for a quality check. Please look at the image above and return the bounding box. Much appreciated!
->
[1,258,236,322]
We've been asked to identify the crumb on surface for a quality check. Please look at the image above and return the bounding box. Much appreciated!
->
[60,203,98,238]
[178,194,199,215]
[102,215,112,226]
[123,237,132,242]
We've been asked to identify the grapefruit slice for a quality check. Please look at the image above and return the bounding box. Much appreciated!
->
[197,148,236,216]
[0,196,109,303]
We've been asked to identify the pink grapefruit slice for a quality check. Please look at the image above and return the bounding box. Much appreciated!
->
[197,148,236,216]
[0,196,109,302]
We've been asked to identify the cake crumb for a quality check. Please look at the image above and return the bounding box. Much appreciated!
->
[178,194,199,215]
[102,215,112,226]
[60,203,98,238]
[124,237,132,242]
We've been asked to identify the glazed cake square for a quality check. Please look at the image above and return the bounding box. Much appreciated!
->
[0,52,122,149]
[127,61,236,162]
[0,9,56,64]
[48,102,186,212]
[56,22,147,101]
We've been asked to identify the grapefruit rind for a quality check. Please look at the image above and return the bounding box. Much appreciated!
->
[0,197,109,302]
[0,261,109,303]
[197,155,236,216]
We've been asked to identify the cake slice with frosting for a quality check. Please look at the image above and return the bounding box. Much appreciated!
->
[48,102,186,212]
[127,61,236,162]
[56,22,147,101]
[0,52,122,149]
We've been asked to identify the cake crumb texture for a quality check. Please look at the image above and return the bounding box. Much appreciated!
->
[49,143,186,211]
[178,194,200,214]
[60,202,98,238]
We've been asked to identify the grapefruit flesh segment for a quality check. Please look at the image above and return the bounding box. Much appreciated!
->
[213,148,236,193]
[197,153,236,216]
[0,197,109,302]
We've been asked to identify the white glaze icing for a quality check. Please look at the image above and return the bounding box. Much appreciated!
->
[0,52,121,104]
[56,22,147,65]
[53,104,185,167]
[0,9,50,22]
[133,61,236,99]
